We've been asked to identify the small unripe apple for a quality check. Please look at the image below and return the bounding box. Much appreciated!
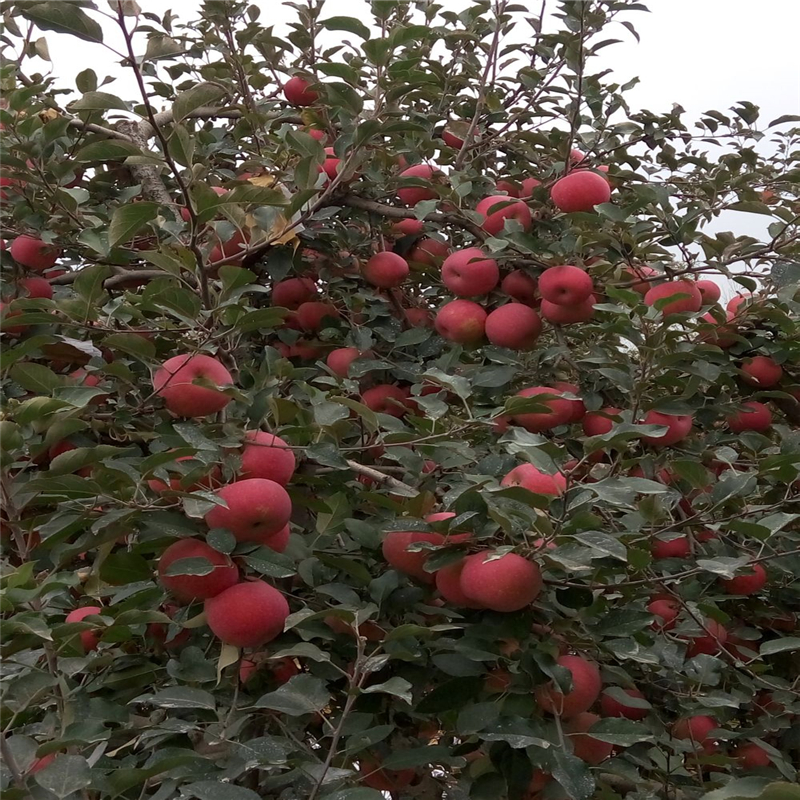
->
[442,247,499,296]
[362,252,409,288]
[435,299,486,345]
[460,551,542,612]
[397,164,441,206]
[157,538,239,602]
[550,171,611,212]
[540,295,595,324]
[740,355,783,388]
[726,401,772,433]
[644,280,702,316]
[153,354,233,418]
[534,654,602,718]
[538,265,593,306]
[475,195,532,235]
[485,303,542,349]
[205,581,290,648]
[204,478,292,543]
[283,75,318,106]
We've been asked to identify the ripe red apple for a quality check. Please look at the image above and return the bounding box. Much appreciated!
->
[740,356,783,388]
[684,619,728,657]
[204,478,292,542]
[540,295,596,324]
[496,177,540,197]
[435,299,487,345]
[261,523,290,553]
[397,164,441,206]
[623,265,659,294]
[147,455,221,494]
[9,235,61,272]
[484,666,512,694]
[205,580,290,648]
[271,277,318,309]
[18,276,53,299]
[283,75,318,106]
[392,218,425,236]
[407,237,450,266]
[534,654,602,718]
[641,410,693,446]
[671,715,718,754]
[382,530,445,583]
[727,293,754,316]
[733,742,771,769]
[362,384,410,418]
[501,463,566,496]
[569,148,586,165]
[209,229,249,265]
[600,688,649,721]
[550,171,611,212]
[240,655,299,685]
[157,538,239,602]
[321,147,340,181]
[582,407,622,436]
[538,265,593,306]
[0,302,27,335]
[327,347,369,378]
[644,280,702,316]
[551,381,586,422]
[501,270,537,305]
[435,559,483,607]
[65,606,103,652]
[362,252,409,288]
[726,401,772,433]
[153,354,233,418]
[442,247,499,296]
[459,551,542,612]
[485,303,542,350]
[511,386,574,432]
[649,597,680,630]
[441,127,466,149]
[305,126,327,142]
[295,301,339,331]
[651,535,691,559]
[403,306,433,327]
[28,753,58,775]
[240,431,296,485]
[698,310,738,348]
[475,195,532,235]
[719,563,767,595]
[566,712,614,764]
[695,279,721,303]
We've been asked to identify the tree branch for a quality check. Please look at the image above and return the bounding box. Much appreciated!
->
[345,460,417,495]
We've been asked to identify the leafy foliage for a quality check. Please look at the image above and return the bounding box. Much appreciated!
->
[1,1,799,799]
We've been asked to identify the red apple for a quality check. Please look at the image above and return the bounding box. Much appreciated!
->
[511,386,574,432]
[501,270,537,305]
[397,164,441,206]
[740,356,783,388]
[733,742,771,769]
[535,655,602,718]
[271,277,318,309]
[240,431,296,485]
[326,347,370,378]
[392,218,425,236]
[147,455,221,494]
[435,559,483,608]
[441,247,499,296]
[153,354,233,418]
[407,237,450,266]
[9,235,61,272]
[726,401,772,433]
[65,606,103,652]
[582,407,622,436]
[501,463,565,496]
[641,410,694,447]
[644,280,703,316]
[566,712,614,764]
[18,276,53,299]
[475,195,532,235]
[540,295,596,324]
[204,478,292,543]
[600,688,649,721]
[205,581,290,648]
[485,303,542,350]
[362,252,409,288]
[460,551,542,612]
[283,75,318,106]
[403,307,433,328]
[382,530,445,583]
[695,279,721,303]
[672,715,718,754]
[550,171,611,212]
[623,265,660,295]
[538,265,593,306]
[649,597,680,630]
[362,384,410,418]
[435,299,486,345]
[295,301,339,331]
[684,619,728,657]
[157,538,239,602]
[651,535,691,559]
[719,563,767,595]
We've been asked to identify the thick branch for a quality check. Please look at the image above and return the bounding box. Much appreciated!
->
[345,460,417,495]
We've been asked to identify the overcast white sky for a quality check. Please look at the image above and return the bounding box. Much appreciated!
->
[18,0,800,297]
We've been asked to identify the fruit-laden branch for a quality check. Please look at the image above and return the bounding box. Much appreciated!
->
[345,460,417,495]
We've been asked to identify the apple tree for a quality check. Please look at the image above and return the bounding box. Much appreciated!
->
[1,1,800,799]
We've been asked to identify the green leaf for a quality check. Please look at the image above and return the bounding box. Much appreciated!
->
[760,638,800,657]
[108,202,160,248]
[701,779,796,800]
[183,782,261,800]
[322,16,371,39]
[255,674,330,715]
[727,201,774,216]
[149,687,216,710]
[242,548,296,579]
[99,552,153,585]
[74,264,111,306]
[75,140,143,162]
[9,362,63,393]
[172,82,227,123]
[71,91,128,111]
[33,755,92,798]
[552,751,594,800]
[572,531,627,561]
[585,718,654,746]
[48,445,128,477]
[362,677,413,704]
[416,677,482,714]
[20,3,103,44]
